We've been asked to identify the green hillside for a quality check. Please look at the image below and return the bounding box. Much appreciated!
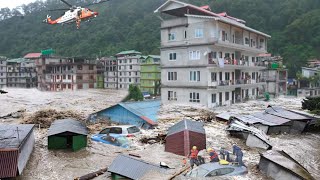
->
[0,0,320,76]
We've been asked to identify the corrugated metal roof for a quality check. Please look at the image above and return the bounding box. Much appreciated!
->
[261,150,315,180]
[24,53,41,59]
[252,112,291,126]
[108,154,166,179]
[116,50,142,56]
[0,124,34,149]
[47,119,88,137]
[265,107,311,120]
[6,58,28,63]
[167,119,205,136]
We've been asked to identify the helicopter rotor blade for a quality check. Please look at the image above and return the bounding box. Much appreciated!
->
[83,0,110,7]
[48,8,70,11]
[60,0,73,7]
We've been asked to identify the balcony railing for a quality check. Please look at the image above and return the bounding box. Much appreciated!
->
[208,58,265,67]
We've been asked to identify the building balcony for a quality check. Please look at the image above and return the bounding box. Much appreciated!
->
[161,17,188,29]
[215,38,267,53]
[208,58,266,70]
[208,79,266,90]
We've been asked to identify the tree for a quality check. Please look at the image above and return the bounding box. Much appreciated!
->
[124,84,143,101]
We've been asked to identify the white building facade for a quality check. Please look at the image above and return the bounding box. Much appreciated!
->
[0,56,7,89]
[155,0,270,108]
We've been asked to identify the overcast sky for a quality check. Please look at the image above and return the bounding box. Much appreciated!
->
[0,0,39,9]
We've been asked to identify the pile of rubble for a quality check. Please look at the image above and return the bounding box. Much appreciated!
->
[22,109,85,128]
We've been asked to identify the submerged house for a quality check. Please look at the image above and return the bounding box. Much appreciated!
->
[108,154,167,180]
[0,124,35,178]
[48,119,88,151]
[218,106,314,135]
[259,150,315,180]
[165,119,206,156]
[89,100,160,129]
[226,118,272,150]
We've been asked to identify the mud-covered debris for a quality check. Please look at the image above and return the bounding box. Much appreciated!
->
[0,109,26,119]
[22,109,84,128]
[140,133,166,144]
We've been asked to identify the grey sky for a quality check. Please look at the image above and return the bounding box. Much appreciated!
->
[0,0,38,9]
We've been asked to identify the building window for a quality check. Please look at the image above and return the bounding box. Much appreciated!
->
[168,72,177,81]
[77,65,82,70]
[225,72,230,81]
[89,65,94,70]
[148,73,152,78]
[169,53,177,61]
[184,30,187,39]
[168,91,177,101]
[129,78,131,82]
[252,89,255,96]
[77,75,82,80]
[129,59,132,63]
[90,75,94,80]
[225,92,230,101]
[57,75,60,79]
[63,75,66,79]
[168,33,176,41]
[245,38,249,45]
[68,84,71,89]
[189,92,200,103]
[219,52,223,58]
[212,94,216,103]
[190,71,200,82]
[130,65,132,69]
[252,72,256,80]
[189,51,200,60]
[135,72,138,76]
[211,72,217,82]
[77,84,83,89]
[195,29,204,38]
[68,75,71,80]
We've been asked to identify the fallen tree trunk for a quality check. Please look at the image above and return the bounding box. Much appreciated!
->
[74,167,108,180]
[168,166,190,180]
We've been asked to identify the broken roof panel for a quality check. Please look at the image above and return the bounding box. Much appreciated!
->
[261,150,315,180]
[47,119,88,136]
[0,124,34,149]
[167,119,205,136]
[265,107,311,120]
[252,112,291,126]
[108,154,166,179]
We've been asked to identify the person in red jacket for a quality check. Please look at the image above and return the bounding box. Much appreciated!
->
[189,146,199,169]
[207,148,219,163]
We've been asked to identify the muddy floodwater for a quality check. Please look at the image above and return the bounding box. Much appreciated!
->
[1,88,319,180]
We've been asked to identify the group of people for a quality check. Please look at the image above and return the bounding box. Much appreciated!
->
[188,144,245,169]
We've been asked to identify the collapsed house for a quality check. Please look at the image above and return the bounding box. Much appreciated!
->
[108,154,168,180]
[259,150,315,180]
[218,106,315,134]
[48,119,88,151]
[226,117,272,150]
[165,119,206,156]
[88,100,160,129]
[0,124,35,178]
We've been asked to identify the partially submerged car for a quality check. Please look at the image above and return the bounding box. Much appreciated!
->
[91,134,130,148]
[98,125,140,137]
[185,163,247,178]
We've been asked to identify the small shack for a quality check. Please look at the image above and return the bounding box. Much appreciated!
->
[165,119,206,156]
[108,154,167,180]
[0,124,35,179]
[89,100,160,129]
[259,150,315,180]
[48,119,88,151]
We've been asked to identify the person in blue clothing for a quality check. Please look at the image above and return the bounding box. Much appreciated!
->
[220,147,231,162]
[233,144,246,167]
[207,148,219,163]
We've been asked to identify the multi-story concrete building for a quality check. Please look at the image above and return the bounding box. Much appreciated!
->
[259,55,288,97]
[36,56,97,91]
[104,50,142,89]
[155,0,270,107]
[140,55,161,95]
[6,58,37,88]
[96,59,105,89]
[0,56,7,89]
[297,60,320,97]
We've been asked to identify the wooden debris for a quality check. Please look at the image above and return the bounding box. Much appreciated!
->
[139,133,166,144]
[74,167,108,180]
[168,166,190,180]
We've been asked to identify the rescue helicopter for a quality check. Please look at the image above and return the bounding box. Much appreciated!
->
[43,0,109,29]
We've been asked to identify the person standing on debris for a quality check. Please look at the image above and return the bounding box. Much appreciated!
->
[220,147,231,162]
[197,149,206,165]
[189,146,199,169]
[233,144,245,167]
[207,148,219,163]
